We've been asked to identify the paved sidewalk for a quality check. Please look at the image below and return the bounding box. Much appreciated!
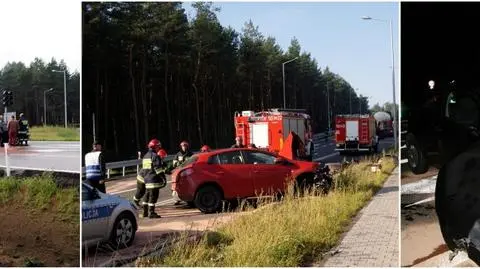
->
[323,167,399,267]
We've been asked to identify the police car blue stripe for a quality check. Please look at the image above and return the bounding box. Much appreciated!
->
[82,203,120,221]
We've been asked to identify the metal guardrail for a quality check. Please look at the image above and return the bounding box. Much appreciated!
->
[82,154,176,178]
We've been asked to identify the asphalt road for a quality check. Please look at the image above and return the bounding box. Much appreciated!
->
[314,137,395,163]
[0,141,80,173]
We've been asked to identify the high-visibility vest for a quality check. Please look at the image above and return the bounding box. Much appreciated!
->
[85,151,102,181]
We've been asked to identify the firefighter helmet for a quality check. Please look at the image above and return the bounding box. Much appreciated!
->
[180,141,189,147]
[201,145,211,152]
[148,139,161,149]
[157,149,168,158]
[235,136,242,141]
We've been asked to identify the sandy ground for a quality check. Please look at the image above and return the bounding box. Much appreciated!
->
[0,204,79,267]
[401,201,446,267]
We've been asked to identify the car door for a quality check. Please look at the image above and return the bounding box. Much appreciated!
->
[82,184,109,243]
[208,150,255,199]
[242,150,293,196]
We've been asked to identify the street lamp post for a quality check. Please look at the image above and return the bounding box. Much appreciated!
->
[44,88,54,126]
[52,70,67,128]
[362,16,398,150]
[282,57,299,109]
[327,82,331,131]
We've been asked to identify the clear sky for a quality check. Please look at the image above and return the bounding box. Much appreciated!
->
[0,0,81,72]
[184,1,399,107]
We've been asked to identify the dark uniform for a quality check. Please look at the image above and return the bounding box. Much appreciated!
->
[170,149,193,205]
[137,149,166,218]
[231,144,245,148]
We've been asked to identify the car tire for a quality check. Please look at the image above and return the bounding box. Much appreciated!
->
[194,185,223,214]
[110,212,136,249]
[406,134,429,174]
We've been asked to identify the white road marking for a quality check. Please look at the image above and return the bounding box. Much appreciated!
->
[109,180,173,195]
[314,152,339,161]
[156,198,175,206]
[0,165,79,173]
[404,197,435,208]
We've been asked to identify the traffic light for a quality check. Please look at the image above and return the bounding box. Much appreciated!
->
[2,89,7,106]
[7,91,13,106]
[2,90,13,107]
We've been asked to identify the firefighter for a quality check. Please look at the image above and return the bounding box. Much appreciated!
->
[200,145,211,152]
[231,136,245,148]
[134,141,160,206]
[247,143,257,149]
[171,141,193,205]
[137,138,165,218]
[84,141,106,193]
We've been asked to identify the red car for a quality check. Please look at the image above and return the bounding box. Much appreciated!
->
[171,147,319,213]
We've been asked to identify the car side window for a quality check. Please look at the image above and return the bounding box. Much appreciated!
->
[215,151,244,164]
[243,151,276,165]
[207,154,220,164]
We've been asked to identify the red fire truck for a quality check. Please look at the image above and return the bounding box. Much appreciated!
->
[335,114,378,153]
[234,109,314,159]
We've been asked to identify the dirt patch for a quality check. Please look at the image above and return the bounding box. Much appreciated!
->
[401,201,445,267]
[401,166,439,184]
[0,204,79,267]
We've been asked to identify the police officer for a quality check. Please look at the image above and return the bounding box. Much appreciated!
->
[231,136,245,148]
[84,141,106,193]
[137,138,165,218]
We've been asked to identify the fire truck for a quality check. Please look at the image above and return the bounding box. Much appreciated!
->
[335,114,378,153]
[374,111,393,138]
[234,108,314,159]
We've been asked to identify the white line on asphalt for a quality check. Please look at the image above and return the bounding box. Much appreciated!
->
[156,198,175,206]
[110,180,173,195]
[404,197,435,208]
[0,166,79,173]
[314,152,339,161]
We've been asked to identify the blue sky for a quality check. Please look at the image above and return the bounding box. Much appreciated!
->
[184,2,399,108]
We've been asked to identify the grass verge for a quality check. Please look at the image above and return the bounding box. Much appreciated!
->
[138,154,396,267]
[29,126,80,141]
[0,175,79,222]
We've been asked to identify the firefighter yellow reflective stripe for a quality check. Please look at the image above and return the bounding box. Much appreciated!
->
[136,175,144,182]
[146,183,162,189]
[154,168,163,175]
[142,159,152,169]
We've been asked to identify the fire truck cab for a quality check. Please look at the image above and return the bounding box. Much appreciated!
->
[234,109,314,159]
[335,114,378,153]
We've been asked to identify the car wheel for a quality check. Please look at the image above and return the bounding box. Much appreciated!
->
[294,175,314,196]
[194,185,223,214]
[110,212,136,249]
[406,134,428,174]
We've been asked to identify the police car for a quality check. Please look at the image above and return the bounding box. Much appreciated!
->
[82,183,138,249]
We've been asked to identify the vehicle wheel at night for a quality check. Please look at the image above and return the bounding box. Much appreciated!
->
[110,212,136,249]
[406,133,428,174]
[195,185,223,214]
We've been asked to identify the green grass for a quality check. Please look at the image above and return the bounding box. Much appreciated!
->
[29,126,80,141]
[0,175,79,222]
[137,155,396,267]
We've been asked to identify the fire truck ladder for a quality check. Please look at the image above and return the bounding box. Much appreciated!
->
[236,122,246,142]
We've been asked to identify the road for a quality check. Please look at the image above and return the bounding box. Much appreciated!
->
[314,136,395,163]
[0,141,80,173]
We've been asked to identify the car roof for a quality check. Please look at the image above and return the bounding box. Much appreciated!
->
[194,147,276,161]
